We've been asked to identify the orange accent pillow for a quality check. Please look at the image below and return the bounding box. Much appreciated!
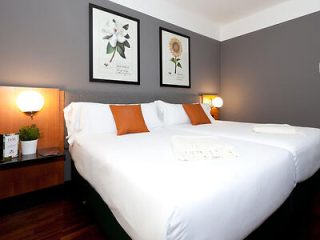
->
[183,103,211,125]
[109,105,149,136]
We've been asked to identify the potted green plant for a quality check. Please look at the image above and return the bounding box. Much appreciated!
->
[19,124,40,155]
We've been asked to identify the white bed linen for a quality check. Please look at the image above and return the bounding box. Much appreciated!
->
[168,121,320,182]
[70,129,296,240]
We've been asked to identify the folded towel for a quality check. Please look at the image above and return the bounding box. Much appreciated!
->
[171,136,237,161]
[253,124,297,134]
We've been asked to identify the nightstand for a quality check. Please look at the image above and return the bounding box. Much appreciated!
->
[0,149,65,200]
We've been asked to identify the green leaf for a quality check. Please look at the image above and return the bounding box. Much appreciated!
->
[124,40,130,48]
[177,62,182,68]
[19,124,40,141]
[103,35,113,40]
[124,34,130,39]
[117,46,126,59]
[117,42,125,51]
[106,42,116,54]
[170,58,176,63]
[123,24,129,30]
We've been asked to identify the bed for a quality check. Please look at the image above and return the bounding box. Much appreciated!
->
[167,121,320,183]
[64,97,319,240]
[69,128,296,240]
[153,100,320,183]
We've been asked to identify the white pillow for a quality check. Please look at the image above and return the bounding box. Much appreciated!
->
[141,102,163,129]
[155,100,190,126]
[201,103,215,123]
[64,102,82,140]
[64,102,163,143]
[64,102,115,145]
[79,102,116,134]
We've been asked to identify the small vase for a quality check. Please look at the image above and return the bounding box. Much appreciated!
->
[21,139,38,155]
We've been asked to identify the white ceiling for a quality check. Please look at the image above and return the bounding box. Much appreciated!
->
[164,0,289,24]
[110,0,320,41]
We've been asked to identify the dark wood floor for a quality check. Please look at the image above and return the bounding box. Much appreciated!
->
[0,181,319,240]
[0,184,108,240]
[0,199,107,240]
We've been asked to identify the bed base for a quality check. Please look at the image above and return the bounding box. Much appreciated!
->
[72,162,319,240]
[72,164,131,240]
[246,169,319,240]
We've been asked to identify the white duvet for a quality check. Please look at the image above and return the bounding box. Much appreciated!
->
[70,129,296,240]
[168,121,320,182]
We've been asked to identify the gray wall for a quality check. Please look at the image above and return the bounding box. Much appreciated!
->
[0,0,220,181]
[221,11,320,128]
[0,0,220,96]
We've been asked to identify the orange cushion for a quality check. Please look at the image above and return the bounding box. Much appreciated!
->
[183,103,211,125]
[109,105,149,136]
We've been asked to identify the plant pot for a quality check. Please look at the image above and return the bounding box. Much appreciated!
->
[21,139,38,155]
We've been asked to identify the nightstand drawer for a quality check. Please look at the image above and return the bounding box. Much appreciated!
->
[0,158,64,199]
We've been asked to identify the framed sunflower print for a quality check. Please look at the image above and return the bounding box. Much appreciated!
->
[89,4,140,84]
[160,27,191,88]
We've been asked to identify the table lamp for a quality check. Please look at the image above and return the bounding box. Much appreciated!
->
[201,94,223,119]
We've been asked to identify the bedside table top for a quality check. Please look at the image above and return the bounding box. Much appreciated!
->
[0,148,65,170]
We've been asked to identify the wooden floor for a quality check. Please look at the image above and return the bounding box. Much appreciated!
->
[0,182,319,240]
[0,199,107,240]
[0,184,108,240]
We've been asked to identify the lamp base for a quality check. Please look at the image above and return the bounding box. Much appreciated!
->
[210,107,219,120]
[23,111,39,120]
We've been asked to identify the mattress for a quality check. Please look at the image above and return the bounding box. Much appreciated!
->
[70,129,296,240]
[168,121,320,182]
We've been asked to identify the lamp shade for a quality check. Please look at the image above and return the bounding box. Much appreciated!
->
[16,90,44,113]
[212,96,223,108]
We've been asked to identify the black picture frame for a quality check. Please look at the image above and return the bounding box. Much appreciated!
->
[89,3,140,85]
[159,27,191,88]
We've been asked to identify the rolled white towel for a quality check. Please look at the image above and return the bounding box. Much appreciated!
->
[253,124,297,134]
[171,136,237,161]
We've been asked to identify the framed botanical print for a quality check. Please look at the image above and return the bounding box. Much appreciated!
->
[160,27,191,88]
[89,4,140,84]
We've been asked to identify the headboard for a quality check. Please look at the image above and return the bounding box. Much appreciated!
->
[65,90,201,106]
[0,86,65,152]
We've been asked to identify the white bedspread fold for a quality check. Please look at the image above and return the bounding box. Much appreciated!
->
[168,121,320,182]
[171,136,237,161]
[253,124,297,134]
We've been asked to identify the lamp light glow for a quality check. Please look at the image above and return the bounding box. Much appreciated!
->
[16,90,44,119]
[212,96,223,108]
[202,95,214,106]
[201,95,223,108]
